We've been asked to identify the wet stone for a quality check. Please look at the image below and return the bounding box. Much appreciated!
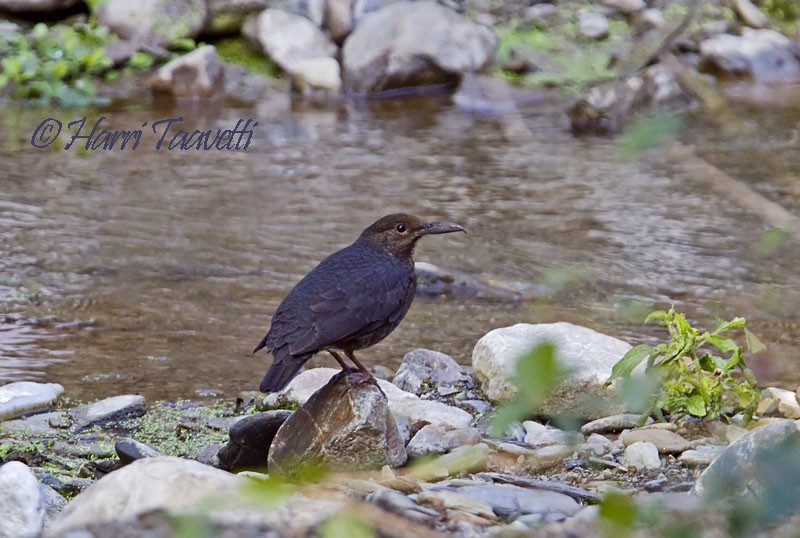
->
[217,410,292,472]
[69,395,147,430]
[393,348,471,396]
[0,411,68,436]
[115,438,162,465]
[0,382,64,422]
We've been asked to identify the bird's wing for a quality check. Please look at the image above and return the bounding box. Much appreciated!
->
[286,263,412,356]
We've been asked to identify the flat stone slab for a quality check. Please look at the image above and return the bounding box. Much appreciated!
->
[69,395,147,430]
[0,382,64,421]
[621,428,690,454]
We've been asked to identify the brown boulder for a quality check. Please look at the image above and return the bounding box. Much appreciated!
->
[268,370,407,476]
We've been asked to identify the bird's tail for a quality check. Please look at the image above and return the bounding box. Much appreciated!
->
[259,355,309,392]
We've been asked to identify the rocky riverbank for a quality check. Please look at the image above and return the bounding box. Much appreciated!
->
[1,0,798,131]
[3,322,800,537]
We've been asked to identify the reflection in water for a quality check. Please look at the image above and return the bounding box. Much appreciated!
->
[0,95,798,401]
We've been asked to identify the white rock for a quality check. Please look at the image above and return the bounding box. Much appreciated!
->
[245,8,337,84]
[342,0,496,95]
[760,387,800,419]
[406,424,481,458]
[471,322,634,419]
[0,382,64,421]
[623,441,661,470]
[281,368,472,429]
[0,461,45,538]
[578,11,609,40]
[700,29,800,83]
[290,57,342,92]
[732,0,767,28]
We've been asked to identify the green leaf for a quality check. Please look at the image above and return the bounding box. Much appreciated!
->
[618,113,684,160]
[645,310,670,324]
[705,333,741,354]
[604,344,655,387]
[514,341,566,408]
[745,328,767,353]
[715,317,746,333]
[128,51,154,70]
[319,514,375,538]
[685,394,707,417]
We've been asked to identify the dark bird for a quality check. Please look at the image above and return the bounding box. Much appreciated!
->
[253,214,465,392]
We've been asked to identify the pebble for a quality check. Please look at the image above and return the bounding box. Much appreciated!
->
[621,428,690,454]
[602,0,645,14]
[623,441,661,470]
[366,488,440,521]
[732,0,767,28]
[0,411,68,435]
[581,414,653,435]
[579,10,609,40]
[678,445,726,467]
[416,488,496,519]
[758,387,800,419]
[115,438,162,465]
[52,440,116,459]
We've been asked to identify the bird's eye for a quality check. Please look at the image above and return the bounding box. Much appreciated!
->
[395,223,407,233]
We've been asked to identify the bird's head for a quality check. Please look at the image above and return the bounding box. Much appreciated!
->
[359,213,466,259]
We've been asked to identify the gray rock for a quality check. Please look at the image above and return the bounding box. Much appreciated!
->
[0,411,68,436]
[51,441,116,459]
[115,438,162,466]
[275,0,326,26]
[0,0,78,13]
[205,0,270,35]
[393,348,470,395]
[578,11,609,40]
[694,420,800,499]
[39,483,67,530]
[581,414,653,435]
[521,3,558,26]
[325,0,353,44]
[268,370,406,476]
[623,441,661,470]
[281,368,473,429]
[621,428,690,454]
[97,0,208,48]
[700,29,800,83]
[46,457,242,535]
[428,482,580,521]
[415,261,530,301]
[0,461,44,538]
[341,0,496,95]
[602,0,644,14]
[217,410,292,472]
[0,382,64,421]
[149,45,225,98]
[679,445,726,467]
[406,424,481,458]
[472,323,634,419]
[244,7,339,92]
[69,395,146,430]
[732,0,767,29]
[366,488,440,520]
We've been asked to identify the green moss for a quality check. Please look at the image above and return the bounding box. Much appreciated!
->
[213,37,281,78]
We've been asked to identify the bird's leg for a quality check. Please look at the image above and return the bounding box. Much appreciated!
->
[328,350,354,372]
[345,350,376,384]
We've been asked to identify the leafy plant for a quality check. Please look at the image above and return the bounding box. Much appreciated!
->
[605,308,762,421]
[0,22,114,106]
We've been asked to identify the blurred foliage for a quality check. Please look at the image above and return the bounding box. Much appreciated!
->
[0,22,114,106]
[605,308,762,421]
[213,37,281,78]
[494,23,617,92]
[490,342,571,434]
[758,0,799,29]
[319,513,376,538]
[754,226,791,257]
[617,113,685,160]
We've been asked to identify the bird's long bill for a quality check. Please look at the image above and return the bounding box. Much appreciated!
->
[419,221,466,235]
